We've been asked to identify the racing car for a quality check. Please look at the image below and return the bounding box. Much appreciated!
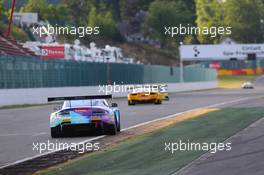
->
[158,84,169,101]
[127,85,162,105]
[48,95,121,138]
[241,82,254,89]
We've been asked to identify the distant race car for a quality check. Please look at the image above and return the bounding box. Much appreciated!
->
[158,85,169,101]
[127,86,162,105]
[48,95,121,138]
[241,82,254,89]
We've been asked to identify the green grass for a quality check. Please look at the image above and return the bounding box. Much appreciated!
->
[40,107,264,175]
[218,75,260,88]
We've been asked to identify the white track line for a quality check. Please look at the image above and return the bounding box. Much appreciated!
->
[0,97,251,169]
[0,136,105,169]
[0,132,47,137]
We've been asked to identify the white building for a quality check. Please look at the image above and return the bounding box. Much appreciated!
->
[13,13,38,27]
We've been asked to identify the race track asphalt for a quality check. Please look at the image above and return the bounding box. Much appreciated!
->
[0,87,264,169]
[176,97,264,175]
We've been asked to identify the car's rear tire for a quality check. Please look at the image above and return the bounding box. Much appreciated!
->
[51,126,62,138]
[128,100,135,106]
[155,100,162,105]
[116,118,121,132]
[104,123,117,135]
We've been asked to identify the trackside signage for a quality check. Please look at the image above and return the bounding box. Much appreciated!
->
[40,46,65,59]
[180,44,264,61]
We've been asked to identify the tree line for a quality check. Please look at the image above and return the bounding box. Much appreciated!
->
[1,0,264,48]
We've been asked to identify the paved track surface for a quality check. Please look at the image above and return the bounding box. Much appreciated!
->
[255,75,264,87]
[175,76,264,175]
[0,87,264,169]
[176,105,264,175]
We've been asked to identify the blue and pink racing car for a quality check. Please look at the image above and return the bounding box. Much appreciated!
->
[48,95,121,138]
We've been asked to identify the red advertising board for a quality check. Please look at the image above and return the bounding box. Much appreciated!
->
[209,62,221,69]
[40,46,65,59]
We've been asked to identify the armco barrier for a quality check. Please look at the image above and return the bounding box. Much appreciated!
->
[0,56,217,88]
[0,81,218,107]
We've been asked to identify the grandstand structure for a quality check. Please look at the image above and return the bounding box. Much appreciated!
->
[0,35,36,56]
[0,0,35,57]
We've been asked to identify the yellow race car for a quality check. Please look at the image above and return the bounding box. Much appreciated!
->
[127,87,162,105]
[159,85,169,100]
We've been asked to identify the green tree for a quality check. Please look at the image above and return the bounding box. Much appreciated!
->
[195,0,223,43]
[43,4,71,25]
[63,0,96,25]
[88,7,117,39]
[144,0,192,47]
[99,0,121,21]
[0,0,8,21]
[120,0,154,21]
[0,0,8,34]
[120,0,139,21]
[182,0,196,24]
[224,0,264,43]
[21,0,48,20]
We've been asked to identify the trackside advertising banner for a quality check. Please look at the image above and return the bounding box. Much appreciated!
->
[180,44,264,61]
[40,46,65,59]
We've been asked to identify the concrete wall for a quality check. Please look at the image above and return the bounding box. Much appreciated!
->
[0,81,218,107]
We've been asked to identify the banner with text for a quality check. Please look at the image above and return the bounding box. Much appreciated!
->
[180,44,264,61]
[40,46,65,59]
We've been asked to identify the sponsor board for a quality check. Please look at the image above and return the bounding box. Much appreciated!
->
[180,44,264,61]
[209,62,221,69]
[40,46,65,59]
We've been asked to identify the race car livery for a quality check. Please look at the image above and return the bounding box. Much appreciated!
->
[241,82,254,89]
[127,86,162,105]
[158,85,169,100]
[48,95,121,138]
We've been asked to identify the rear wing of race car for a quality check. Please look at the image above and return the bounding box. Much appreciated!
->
[48,95,112,102]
